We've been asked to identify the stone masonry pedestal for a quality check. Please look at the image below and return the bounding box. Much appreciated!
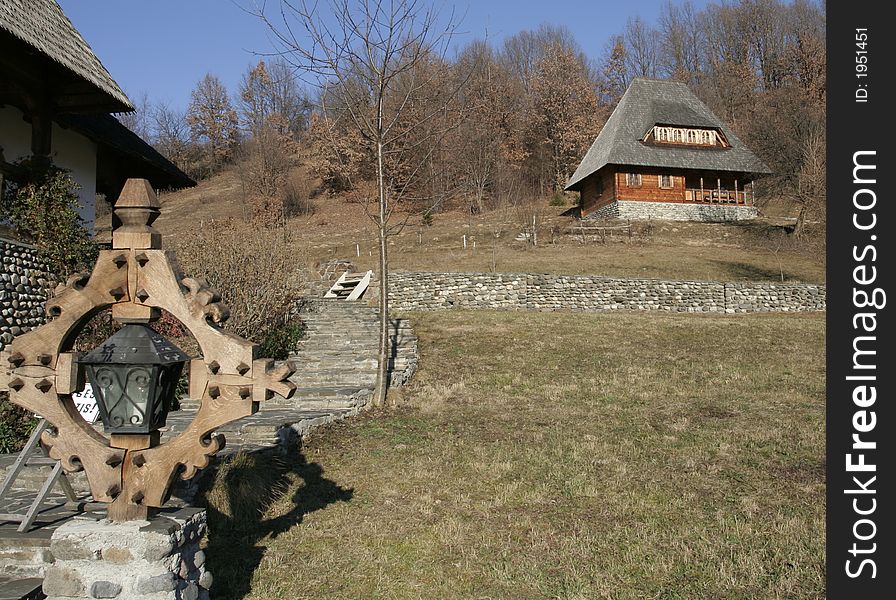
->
[43,508,211,600]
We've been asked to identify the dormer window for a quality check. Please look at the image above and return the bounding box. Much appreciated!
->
[648,126,727,147]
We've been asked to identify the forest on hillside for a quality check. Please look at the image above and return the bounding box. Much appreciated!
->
[124,0,825,236]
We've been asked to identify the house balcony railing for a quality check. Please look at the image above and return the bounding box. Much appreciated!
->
[685,188,751,205]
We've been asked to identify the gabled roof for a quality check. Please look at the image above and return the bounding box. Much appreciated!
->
[566,78,771,191]
[0,0,132,112]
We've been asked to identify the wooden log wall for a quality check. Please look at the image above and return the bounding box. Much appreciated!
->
[579,169,617,217]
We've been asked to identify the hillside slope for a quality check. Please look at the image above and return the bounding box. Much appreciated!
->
[145,161,824,284]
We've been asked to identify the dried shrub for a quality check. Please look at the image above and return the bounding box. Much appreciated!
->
[283,176,315,217]
[201,450,289,534]
[248,194,286,228]
[173,220,311,357]
[343,179,377,205]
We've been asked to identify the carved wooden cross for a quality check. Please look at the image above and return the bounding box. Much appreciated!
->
[0,179,296,521]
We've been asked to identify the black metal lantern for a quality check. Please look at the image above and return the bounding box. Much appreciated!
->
[79,323,189,434]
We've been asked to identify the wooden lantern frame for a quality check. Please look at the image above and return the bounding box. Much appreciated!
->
[0,179,296,520]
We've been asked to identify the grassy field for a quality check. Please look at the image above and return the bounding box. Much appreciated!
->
[202,310,825,599]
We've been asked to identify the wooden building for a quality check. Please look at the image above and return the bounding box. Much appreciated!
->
[565,78,771,222]
[0,0,194,231]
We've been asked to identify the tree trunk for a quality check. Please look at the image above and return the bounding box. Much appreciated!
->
[792,205,808,239]
[374,101,389,406]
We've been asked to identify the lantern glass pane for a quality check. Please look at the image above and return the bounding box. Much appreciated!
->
[93,365,154,429]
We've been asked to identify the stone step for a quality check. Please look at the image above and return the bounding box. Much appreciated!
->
[0,575,43,599]
[265,396,359,411]
[290,385,366,399]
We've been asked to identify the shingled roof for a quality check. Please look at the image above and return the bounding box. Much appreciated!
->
[0,0,132,112]
[565,78,770,191]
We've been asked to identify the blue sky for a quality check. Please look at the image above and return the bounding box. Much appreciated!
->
[58,0,712,113]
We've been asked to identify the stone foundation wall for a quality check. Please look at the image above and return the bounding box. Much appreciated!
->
[586,200,758,222]
[44,508,211,600]
[389,272,825,313]
[0,237,54,350]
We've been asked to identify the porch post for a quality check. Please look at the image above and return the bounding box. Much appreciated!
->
[700,177,704,202]
[734,179,739,204]
[717,178,721,203]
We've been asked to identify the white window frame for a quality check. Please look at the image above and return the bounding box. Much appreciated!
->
[659,174,673,189]
[626,173,642,187]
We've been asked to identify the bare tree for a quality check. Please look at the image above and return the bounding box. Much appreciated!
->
[530,43,604,190]
[599,36,629,105]
[186,73,240,175]
[624,16,660,79]
[118,91,151,139]
[151,101,191,172]
[239,58,312,137]
[658,1,704,85]
[252,0,463,406]
[792,124,825,238]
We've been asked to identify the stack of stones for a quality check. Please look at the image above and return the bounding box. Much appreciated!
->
[43,508,211,600]
[0,237,54,349]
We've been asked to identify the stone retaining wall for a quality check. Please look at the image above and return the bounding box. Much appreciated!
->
[0,237,54,349]
[389,272,825,313]
[589,200,758,222]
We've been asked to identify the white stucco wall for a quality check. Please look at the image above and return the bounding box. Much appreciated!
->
[0,105,97,230]
[0,104,32,163]
[52,121,97,230]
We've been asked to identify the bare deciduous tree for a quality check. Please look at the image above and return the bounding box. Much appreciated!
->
[186,73,240,175]
[151,101,191,172]
[624,17,660,79]
[530,44,604,190]
[118,91,151,139]
[252,0,463,406]
[239,59,312,138]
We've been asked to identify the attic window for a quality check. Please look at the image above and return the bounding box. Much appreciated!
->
[650,126,726,147]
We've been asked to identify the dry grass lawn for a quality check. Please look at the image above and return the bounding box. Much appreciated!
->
[203,310,825,599]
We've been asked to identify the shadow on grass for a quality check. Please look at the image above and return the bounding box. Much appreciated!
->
[197,442,353,599]
[710,260,791,282]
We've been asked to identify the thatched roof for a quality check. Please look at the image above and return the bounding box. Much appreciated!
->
[566,78,770,191]
[0,0,132,112]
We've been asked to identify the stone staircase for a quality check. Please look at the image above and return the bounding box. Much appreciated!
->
[168,299,417,451]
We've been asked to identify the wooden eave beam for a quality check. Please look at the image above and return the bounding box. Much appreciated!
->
[0,34,131,115]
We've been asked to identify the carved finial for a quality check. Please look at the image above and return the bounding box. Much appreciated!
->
[112,178,161,250]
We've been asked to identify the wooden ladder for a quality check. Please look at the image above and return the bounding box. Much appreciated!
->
[0,420,78,532]
[324,270,374,301]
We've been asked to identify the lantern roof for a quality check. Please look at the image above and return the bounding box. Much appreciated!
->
[81,323,189,365]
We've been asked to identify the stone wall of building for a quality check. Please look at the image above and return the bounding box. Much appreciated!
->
[389,272,825,313]
[586,200,758,222]
[0,237,54,349]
